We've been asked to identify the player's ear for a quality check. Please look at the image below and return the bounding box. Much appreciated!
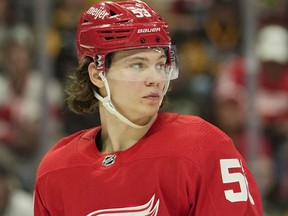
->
[88,62,105,88]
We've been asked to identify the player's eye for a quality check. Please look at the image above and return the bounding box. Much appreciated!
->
[156,63,165,69]
[155,63,168,72]
[130,63,146,70]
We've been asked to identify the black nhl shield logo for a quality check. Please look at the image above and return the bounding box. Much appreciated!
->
[102,154,117,167]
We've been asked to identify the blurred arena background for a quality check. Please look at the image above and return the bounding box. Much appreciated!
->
[0,0,287,215]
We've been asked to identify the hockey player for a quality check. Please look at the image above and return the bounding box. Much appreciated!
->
[34,0,263,215]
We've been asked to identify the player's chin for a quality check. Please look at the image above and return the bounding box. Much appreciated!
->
[134,111,158,126]
[141,106,160,119]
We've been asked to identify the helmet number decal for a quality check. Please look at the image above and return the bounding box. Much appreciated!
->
[128,7,152,18]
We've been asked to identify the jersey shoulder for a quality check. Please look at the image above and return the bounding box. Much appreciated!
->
[157,112,232,146]
[153,112,237,162]
[36,128,98,179]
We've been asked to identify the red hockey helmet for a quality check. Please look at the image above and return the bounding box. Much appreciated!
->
[76,0,176,76]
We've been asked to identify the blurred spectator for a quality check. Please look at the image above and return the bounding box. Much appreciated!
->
[204,0,241,56]
[47,0,88,63]
[176,31,214,118]
[214,24,288,213]
[211,95,275,201]
[0,0,33,71]
[0,145,33,216]
[47,0,101,135]
[0,40,63,191]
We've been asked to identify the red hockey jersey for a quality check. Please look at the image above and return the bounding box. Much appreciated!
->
[34,112,262,216]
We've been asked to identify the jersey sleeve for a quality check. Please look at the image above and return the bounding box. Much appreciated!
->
[34,181,50,216]
[186,120,263,216]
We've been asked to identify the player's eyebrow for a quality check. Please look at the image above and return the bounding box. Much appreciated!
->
[125,54,167,63]
[113,48,167,62]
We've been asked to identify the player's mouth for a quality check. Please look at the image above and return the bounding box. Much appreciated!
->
[143,93,161,102]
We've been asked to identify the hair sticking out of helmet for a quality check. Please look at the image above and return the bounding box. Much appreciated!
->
[76,0,173,74]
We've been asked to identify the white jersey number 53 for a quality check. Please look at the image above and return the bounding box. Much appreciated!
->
[220,159,255,204]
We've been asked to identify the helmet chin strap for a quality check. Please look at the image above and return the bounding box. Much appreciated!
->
[94,72,169,129]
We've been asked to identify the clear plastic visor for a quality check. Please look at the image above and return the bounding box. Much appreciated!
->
[105,45,179,81]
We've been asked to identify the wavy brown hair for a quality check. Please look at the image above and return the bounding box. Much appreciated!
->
[65,57,99,114]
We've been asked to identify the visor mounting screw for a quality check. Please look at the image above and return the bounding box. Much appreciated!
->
[156,37,160,42]
[140,38,146,44]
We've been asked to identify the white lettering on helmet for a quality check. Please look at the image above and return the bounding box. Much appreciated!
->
[137,28,161,34]
[87,6,109,20]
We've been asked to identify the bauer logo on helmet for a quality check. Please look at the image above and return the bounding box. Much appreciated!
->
[137,28,161,34]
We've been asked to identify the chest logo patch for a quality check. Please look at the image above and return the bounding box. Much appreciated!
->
[102,154,117,167]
